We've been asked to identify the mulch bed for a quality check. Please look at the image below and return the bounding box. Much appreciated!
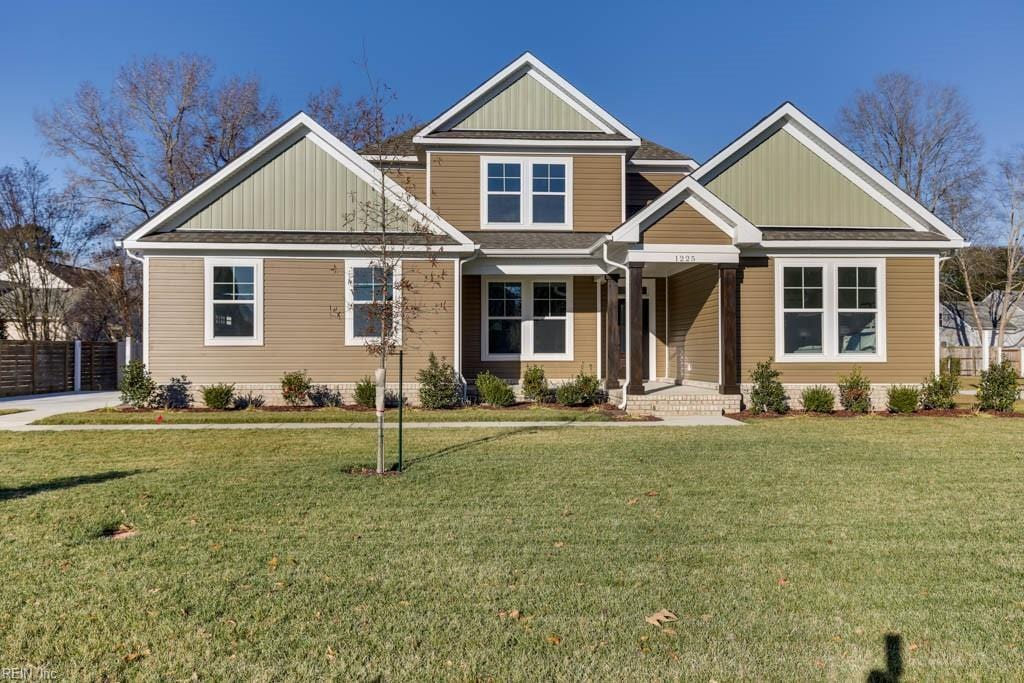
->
[728,408,1023,419]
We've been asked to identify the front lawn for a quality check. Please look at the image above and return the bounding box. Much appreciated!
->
[1,418,1022,679]
[33,404,615,425]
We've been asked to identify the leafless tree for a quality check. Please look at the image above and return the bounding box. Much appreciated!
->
[35,54,279,229]
[840,73,990,343]
[990,150,1024,349]
[65,247,142,341]
[0,161,97,340]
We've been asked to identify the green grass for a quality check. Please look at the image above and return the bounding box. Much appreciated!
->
[33,405,614,425]
[0,408,28,416]
[1,418,1022,679]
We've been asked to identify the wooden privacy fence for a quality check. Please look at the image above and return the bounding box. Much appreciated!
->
[0,340,121,398]
[942,345,1023,376]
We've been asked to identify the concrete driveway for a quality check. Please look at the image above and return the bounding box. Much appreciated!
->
[0,391,120,428]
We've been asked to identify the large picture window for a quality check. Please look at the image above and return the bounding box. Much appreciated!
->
[345,260,401,346]
[483,277,573,360]
[775,259,886,362]
[480,157,572,229]
[205,258,263,346]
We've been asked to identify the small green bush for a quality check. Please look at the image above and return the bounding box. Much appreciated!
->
[555,369,603,407]
[233,391,265,410]
[119,360,155,408]
[152,376,192,409]
[308,385,344,408]
[201,383,235,410]
[887,385,920,414]
[476,371,515,407]
[920,369,960,410]
[417,352,462,409]
[749,358,787,414]
[800,385,834,413]
[555,381,586,407]
[280,370,312,407]
[940,355,961,377]
[838,367,872,413]
[976,360,1020,412]
[353,377,376,409]
[521,364,550,402]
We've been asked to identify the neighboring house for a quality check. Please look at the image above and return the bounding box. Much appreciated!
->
[942,295,1024,348]
[0,258,96,340]
[119,53,964,411]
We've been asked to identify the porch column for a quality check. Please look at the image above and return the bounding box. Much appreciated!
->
[627,263,645,395]
[719,264,740,394]
[604,274,620,389]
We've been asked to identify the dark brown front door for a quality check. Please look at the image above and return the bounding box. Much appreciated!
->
[618,297,649,380]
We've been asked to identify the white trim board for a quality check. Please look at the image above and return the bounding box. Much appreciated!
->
[414,52,640,146]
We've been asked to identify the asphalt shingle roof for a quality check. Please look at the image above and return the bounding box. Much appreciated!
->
[759,228,948,242]
[140,230,458,245]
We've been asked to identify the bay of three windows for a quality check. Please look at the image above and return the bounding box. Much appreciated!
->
[485,158,569,227]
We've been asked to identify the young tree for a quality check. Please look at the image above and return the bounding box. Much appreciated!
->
[990,151,1024,350]
[839,73,989,342]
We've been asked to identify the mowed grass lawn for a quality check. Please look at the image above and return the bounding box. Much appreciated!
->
[1,419,1022,680]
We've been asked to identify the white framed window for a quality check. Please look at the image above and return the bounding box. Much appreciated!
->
[482,276,573,360]
[345,259,402,346]
[204,258,263,346]
[774,258,886,362]
[480,157,573,230]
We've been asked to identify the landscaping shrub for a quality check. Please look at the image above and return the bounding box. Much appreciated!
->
[521,364,550,402]
[417,352,462,409]
[152,376,193,409]
[119,360,155,408]
[940,355,961,377]
[555,381,586,407]
[555,369,604,407]
[353,377,376,409]
[887,385,920,414]
[280,370,312,407]
[800,385,834,414]
[976,360,1020,412]
[749,358,787,414]
[308,385,344,408]
[475,371,515,407]
[233,391,265,410]
[838,367,872,413]
[201,383,235,410]
[920,368,960,410]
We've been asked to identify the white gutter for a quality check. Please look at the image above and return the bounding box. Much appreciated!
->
[601,242,630,409]
[455,250,480,394]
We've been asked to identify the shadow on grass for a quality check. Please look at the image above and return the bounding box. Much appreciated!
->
[0,469,147,501]
[867,633,903,682]
[403,426,546,470]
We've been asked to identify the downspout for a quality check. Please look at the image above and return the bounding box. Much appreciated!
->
[601,241,629,409]
[455,249,480,398]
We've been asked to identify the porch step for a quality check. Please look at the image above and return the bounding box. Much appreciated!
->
[609,389,742,417]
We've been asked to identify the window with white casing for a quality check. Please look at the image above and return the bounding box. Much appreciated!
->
[775,259,886,362]
[345,259,401,346]
[205,258,263,346]
[483,277,573,360]
[481,157,572,229]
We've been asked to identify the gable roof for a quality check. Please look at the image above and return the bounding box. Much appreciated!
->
[414,52,640,147]
[121,113,473,248]
[692,102,964,244]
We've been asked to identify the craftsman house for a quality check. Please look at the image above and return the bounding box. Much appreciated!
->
[119,53,963,413]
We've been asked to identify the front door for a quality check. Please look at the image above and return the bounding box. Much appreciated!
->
[617,297,649,380]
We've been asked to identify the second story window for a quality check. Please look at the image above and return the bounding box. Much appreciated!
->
[481,157,572,229]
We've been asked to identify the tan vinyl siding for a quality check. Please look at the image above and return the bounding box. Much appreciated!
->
[642,201,732,245]
[386,168,426,202]
[429,153,622,231]
[626,171,684,216]
[451,74,601,132]
[706,129,907,228]
[462,275,598,381]
[739,257,935,383]
[667,266,719,384]
[178,137,414,232]
[147,257,455,383]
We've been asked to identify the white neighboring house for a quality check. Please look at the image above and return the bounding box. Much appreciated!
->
[941,294,1024,349]
[0,258,95,340]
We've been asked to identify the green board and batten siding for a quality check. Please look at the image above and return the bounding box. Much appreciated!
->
[705,129,908,228]
[177,137,413,232]
[451,74,601,132]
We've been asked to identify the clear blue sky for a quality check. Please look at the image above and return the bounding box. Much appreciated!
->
[2,0,1022,177]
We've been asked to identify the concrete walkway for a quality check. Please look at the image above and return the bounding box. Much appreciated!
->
[0,391,120,428]
[0,414,743,432]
